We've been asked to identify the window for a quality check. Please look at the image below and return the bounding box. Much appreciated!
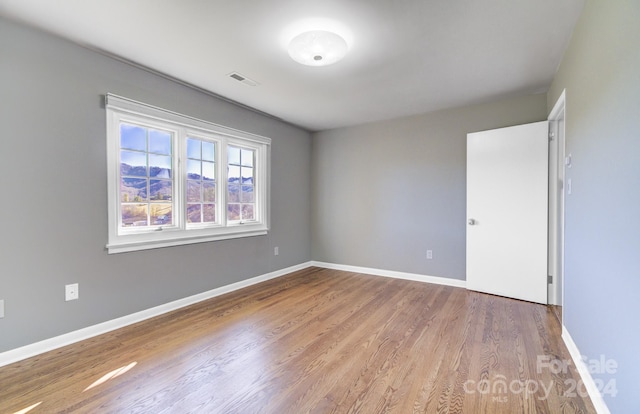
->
[227,145,255,222]
[186,137,217,225]
[106,94,270,253]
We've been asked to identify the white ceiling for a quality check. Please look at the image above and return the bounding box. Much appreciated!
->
[0,0,584,131]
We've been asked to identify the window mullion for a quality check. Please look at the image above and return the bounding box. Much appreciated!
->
[176,127,185,230]
[252,148,258,223]
[220,138,228,228]
[146,129,151,226]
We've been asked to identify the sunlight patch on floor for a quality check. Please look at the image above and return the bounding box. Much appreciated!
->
[13,402,42,414]
[83,361,138,392]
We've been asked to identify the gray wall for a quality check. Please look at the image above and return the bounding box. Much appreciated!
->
[0,17,311,352]
[547,1,640,412]
[311,94,547,280]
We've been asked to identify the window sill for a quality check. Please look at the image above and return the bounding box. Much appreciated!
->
[106,227,268,254]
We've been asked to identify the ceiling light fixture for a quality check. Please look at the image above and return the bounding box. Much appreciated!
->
[288,30,348,67]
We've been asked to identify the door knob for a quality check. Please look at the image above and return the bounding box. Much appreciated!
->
[468,218,477,225]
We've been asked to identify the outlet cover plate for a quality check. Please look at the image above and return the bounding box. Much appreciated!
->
[65,283,79,301]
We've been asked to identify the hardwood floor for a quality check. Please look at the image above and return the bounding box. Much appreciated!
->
[0,267,595,413]
[550,304,563,326]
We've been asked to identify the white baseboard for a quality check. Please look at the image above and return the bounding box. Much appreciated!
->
[311,261,466,289]
[562,325,611,414]
[0,261,313,368]
[1,261,462,367]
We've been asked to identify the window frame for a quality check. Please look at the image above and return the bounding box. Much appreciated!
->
[106,94,270,254]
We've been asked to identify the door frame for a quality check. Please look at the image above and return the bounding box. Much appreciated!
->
[548,90,566,309]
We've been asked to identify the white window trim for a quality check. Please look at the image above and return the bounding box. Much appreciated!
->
[106,94,271,254]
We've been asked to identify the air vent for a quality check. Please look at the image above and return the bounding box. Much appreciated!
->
[228,72,259,87]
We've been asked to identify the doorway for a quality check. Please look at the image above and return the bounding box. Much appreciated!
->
[548,90,566,323]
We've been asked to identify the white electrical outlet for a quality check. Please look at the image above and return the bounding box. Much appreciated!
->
[0,299,4,318]
[274,246,279,256]
[426,250,433,260]
[65,283,79,301]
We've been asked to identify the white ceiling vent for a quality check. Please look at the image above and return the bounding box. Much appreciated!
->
[228,72,259,86]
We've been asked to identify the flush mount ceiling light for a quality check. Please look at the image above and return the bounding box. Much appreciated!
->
[288,30,349,67]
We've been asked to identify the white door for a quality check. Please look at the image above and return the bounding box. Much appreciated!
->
[466,121,549,304]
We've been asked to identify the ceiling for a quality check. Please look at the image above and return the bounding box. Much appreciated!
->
[0,0,584,131]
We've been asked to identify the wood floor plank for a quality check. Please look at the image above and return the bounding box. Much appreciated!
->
[0,267,595,413]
